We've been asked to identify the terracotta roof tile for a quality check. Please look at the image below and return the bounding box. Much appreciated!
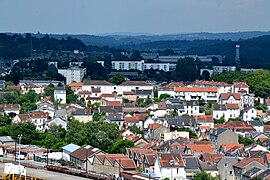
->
[226,103,239,109]
[233,82,249,87]
[194,80,231,87]
[174,86,217,93]
[187,144,214,153]
[233,158,265,169]
[220,93,241,100]
[108,101,121,106]
[199,153,224,163]
[120,81,151,86]
[157,153,185,167]
[194,115,214,123]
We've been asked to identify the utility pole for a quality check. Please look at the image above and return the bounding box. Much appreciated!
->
[18,134,22,175]
[14,140,17,162]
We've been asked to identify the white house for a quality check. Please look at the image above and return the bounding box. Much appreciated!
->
[157,82,184,97]
[147,102,167,118]
[48,117,67,130]
[241,106,257,121]
[194,80,232,96]
[213,66,236,74]
[174,86,218,101]
[20,83,44,94]
[0,104,20,115]
[219,93,241,105]
[117,81,153,95]
[54,87,66,104]
[161,131,189,141]
[154,153,186,180]
[212,103,240,121]
[194,115,214,128]
[82,80,115,94]
[232,82,249,94]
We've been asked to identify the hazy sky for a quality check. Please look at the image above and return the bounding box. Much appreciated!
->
[1,0,270,35]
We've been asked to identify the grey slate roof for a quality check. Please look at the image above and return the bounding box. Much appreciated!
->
[249,120,264,127]
[242,167,263,178]
[183,157,200,172]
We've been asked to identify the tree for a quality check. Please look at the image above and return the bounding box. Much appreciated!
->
[108,140,134,154]
[130,50,143,60]
[239,135,254,146]
[159,94,171,100]
[129,125,143,135]
[0,114,11,126]
[202,70,210,80]
[175,58,196,81]
[66,86,77,104]
[194,171,219,180]
[109,73,125,85]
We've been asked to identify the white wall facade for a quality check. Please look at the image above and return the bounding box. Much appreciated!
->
[242,108,257,121]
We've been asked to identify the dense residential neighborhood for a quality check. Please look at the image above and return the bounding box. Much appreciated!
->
[1,21,270,179]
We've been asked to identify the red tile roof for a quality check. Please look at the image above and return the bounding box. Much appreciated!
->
[123,91,136,95]
[100,93,117,98]
[108,101,122,106]
[124,114,148,123]
[115,158,136,170]
[158,82,185,91]
[174,86,217,93]
[148,123,162,130]
[220,93,241,100]
[195,80,231,87]
[199,153,224,163]
[264,125,270,132]
[226,103,239,109]
[187,144,214,153]
[220,144,244,152]
[233,82,249,87]
[157,153,185,167]
[233,158,265,169]
[194,115,214,123]
[70,145,102,161]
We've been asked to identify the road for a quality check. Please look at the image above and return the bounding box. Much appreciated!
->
[0,162,90,180]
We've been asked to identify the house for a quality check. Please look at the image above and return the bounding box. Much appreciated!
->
[72,109,92,123]
[148,123,169,141]
[242,167,265,180]
[147,102,167,118]
[157,82,184,97]
[20,83,44,94]
[184,144,214,157]
[160,131,189,142]
[82,80,115,94]
[0,104,20,116]
[265,98,270,111]
[212,103,240,121]
[154,153,186,180]
[105,114,124,128]
[194,80,232,95]
[254,169,270,180]
[248,121,264,133]
[210,128,239,152]
[233,158,266,180]
[183,156,200,179]
[117,81,153,95]
[174,86,218,101]
[133,89,153,99]
[47,117,67,130]
[77,91,91,101]
[216,121,255,134]
[62,143,80,161]
[241,106,257,121]
[122,91,137,102]
[199,161,219,177]
[54,87,66,104]
[70,145,103,172]
[69,82,83,92]
[198,153,224,164]
[219,93,241,105]
[124,113,148,129]
[93,154,135,176]
[217,156,239,180]
[194,115,214,128]
[36,98,55,118]
[0,136,15,147]
[13,111,49,131]
[232,82,249,94]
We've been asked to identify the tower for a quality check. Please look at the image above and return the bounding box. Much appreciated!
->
[235,45,240,65]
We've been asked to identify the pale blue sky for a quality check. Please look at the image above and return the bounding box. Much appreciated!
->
[0,0,270,35]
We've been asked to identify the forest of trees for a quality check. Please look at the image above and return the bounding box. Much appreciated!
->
[211,70,270,98]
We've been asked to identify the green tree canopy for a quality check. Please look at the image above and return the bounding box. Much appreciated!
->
[175,57,196,81]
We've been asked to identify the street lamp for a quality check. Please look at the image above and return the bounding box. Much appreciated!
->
[17,134,23,175]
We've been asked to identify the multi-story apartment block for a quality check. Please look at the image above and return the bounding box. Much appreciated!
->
[58,68,86,84]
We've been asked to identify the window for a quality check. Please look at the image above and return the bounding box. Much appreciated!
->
[230,171,233,175]
[177,168,179,174]
[224,163,228,167]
